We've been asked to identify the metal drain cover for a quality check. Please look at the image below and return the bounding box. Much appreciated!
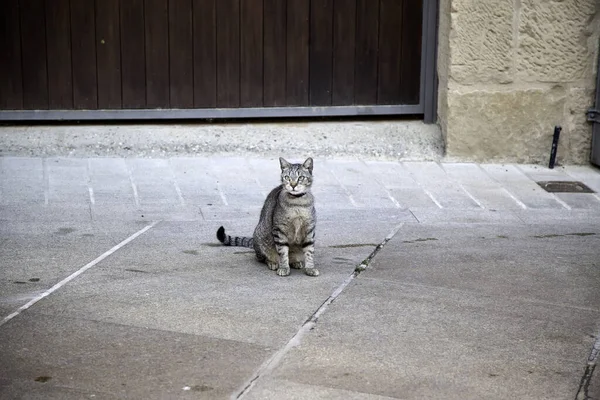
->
[536,181,595,193]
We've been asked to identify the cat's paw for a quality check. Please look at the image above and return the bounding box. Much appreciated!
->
[276,267,291,276]
[267,261,279,271]
[290,262,304,269]
[304,268,319,277]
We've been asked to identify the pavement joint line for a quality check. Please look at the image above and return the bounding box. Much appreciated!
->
[233,222,404,400]
[0,220,160,328]
[576,330,600,400]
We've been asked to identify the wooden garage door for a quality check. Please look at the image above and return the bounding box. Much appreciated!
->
[0,0,428,118]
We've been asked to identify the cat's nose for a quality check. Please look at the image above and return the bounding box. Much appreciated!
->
[290,181,297,189]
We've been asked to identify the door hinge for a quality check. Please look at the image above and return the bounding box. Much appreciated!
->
[587,108,600,124]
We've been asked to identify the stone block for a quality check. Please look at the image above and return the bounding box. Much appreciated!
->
[563,86,595,164]
[449,0,514,84]
[445,87,566,163]
[517,0,597,82]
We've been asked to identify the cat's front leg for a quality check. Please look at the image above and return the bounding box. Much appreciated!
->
[275,243,290,276]
[273,229,291,276]
[302,242,318,276]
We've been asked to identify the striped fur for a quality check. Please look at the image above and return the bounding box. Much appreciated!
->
[216,157,318,277]
[216,226,254,248]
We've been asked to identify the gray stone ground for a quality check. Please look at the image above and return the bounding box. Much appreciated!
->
[0,156,599,400]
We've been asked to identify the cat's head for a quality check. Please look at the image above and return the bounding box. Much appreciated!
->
[279,157,313,196]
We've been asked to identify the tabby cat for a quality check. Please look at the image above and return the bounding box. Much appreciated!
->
[216,157,318,277]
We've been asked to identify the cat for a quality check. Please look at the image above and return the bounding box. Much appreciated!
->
[216,157,318,277]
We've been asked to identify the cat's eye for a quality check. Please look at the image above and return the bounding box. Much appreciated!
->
[283,175,290,181]
[298,177,305,182]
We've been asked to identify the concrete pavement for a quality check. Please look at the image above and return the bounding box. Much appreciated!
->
[0,156,599,399]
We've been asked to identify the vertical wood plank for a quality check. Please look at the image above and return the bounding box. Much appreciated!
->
[240,0,264,107]
[354,0,379,105]
[286,0,309,106]
[400,0,422,104]
[0,0,23,109]
[145,0,169,108]
[193,0,217,108]
[263,0,286,107]
[309,0,333,106]
[377,0,402,104]
[96,0,122,109]
[120,0,146,108]
[45,0,72,109]
[332,0,356,105]
[216,0,240,108]
[20,0,48,109]
[169,0,193,108]
[71,0,98,109]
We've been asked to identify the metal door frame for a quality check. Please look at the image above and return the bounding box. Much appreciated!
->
[589,38,600,166]
[0,0,439,123]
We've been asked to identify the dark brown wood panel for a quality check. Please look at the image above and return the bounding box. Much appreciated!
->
[400,0,422,104]
[1,0,425,113]
[169,0,193,108]
[263,0,286,107]
[354,0,379,105]
[216,0,240,108]
[310,0,334,106]
[286,0,310,106]
[71,0,98,109]
[145,0,169,108]
[377,0,403,105]
[96,0,122,109]
[240,0,264,107]
[332,0,356,106]
[193,0,217,108]
[0,0,23,109]
[120,0,146,108]
[20,0,48,109]
[45,0,72,109]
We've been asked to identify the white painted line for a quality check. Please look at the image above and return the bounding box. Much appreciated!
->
[423,188,443,209]
[326,164,358,208]
[168,159,186,207]
[593,193,600,204]
[401,162,443,209]
[458,183,485,209]
[125,161,140,207]
[0,221,159,328]
[86,159,95,206]
[217,183,229,206]
[88,187,95,205]
[42,158,49,206]
[477,164,528,210]
[552,194,572,210]
[502,188,528,210]
[359,160,402,209]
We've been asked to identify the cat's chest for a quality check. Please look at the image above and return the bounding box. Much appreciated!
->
[278,206,313,242]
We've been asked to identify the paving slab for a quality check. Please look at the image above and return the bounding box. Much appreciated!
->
[263,222,600,399]
[0,314,269,400]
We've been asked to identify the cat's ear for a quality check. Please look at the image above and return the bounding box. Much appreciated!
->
[279,157,291,170]
[302,157,313,173]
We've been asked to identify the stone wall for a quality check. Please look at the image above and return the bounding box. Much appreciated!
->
[438,0,600,164]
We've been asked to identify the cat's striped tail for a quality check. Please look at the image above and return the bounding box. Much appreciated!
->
[216,226,254,248]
